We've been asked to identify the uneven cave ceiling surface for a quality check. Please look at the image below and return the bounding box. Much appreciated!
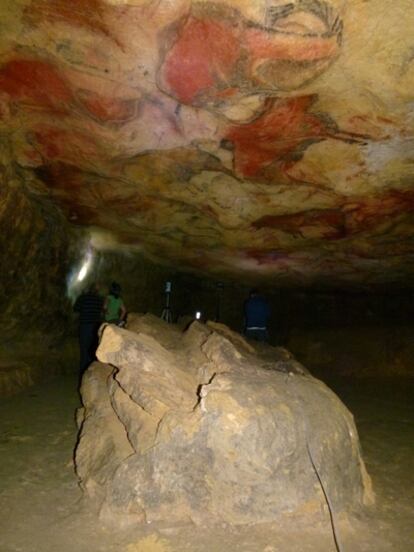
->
[1,0,414,287]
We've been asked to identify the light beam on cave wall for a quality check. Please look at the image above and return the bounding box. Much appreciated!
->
[67,244,95,302]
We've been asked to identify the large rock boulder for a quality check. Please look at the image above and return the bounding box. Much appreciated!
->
[75,314,373,527]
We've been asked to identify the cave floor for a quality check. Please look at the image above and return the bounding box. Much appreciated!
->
[0,373,413,552]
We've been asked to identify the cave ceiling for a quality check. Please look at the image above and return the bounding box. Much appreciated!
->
[1,0,414,288]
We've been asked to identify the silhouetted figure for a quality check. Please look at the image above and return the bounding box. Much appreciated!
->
[74,283,104,374]
[244,289,271,342]
[104,282,126,325]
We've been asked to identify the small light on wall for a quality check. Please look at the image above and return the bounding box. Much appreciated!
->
[77,249,93,282]
[67,245,95,301]
[195,311,202,320]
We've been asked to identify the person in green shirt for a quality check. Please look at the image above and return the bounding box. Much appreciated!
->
[104,282,127,325]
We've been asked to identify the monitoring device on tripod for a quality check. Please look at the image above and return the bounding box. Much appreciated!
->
[161,280,173,323]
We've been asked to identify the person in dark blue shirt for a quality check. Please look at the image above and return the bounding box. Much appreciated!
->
[74,283,104,374]
[244,289,271,342]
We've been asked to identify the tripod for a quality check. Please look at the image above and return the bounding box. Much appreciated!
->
[161,290,173,323]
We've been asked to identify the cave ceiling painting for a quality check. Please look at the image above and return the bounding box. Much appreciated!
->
[1,0,414,287]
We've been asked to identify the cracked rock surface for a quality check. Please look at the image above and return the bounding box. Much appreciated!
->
[75,314,373,526]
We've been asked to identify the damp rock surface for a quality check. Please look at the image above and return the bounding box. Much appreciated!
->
[76,314,373,527]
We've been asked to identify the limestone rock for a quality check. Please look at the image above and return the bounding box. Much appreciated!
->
[75,362,134,500]
[75,316,373,526]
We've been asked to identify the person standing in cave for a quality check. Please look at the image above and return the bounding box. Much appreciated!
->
[244,289,271,343]
[104,281,127,326]
[74,282,104,375]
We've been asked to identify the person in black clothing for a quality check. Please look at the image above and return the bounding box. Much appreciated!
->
[74,282,104,374]
[244,289,271,342]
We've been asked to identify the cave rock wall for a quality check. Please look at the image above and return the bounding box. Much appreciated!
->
[0,0,413,286]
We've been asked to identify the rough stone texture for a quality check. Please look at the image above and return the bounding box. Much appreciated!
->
[75,315,373,527]
[76,362,134,499]
[0,144,71,334]
[288,325,414,379]
[0,336,79,396]
[0,359,34,396]
[0,0,413,288]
